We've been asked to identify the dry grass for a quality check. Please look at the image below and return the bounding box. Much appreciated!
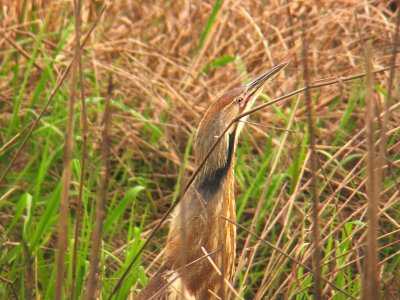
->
[0,0,399,299]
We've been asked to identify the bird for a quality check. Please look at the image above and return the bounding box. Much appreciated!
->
[137,62,288,300]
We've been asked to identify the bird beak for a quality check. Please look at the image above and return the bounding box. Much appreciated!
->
[241,61,290,109]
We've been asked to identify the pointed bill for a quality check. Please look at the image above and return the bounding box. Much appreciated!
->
[242,61,290,109]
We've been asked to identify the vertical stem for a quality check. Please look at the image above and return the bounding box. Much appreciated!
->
[86,76,113,300]
[71,0,86,298]
[355,12,381,299]
[363,43,380,300]
[302,20,321,300]
[54,0,80,297]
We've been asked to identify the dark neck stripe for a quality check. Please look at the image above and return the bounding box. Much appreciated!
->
[197,130,236,196]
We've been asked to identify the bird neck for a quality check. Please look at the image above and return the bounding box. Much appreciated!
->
[195,130,236,196]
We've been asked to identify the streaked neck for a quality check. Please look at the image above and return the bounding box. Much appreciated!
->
[196,131,236,197]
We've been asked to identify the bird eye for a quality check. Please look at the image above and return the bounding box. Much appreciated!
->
[235,97,243,105]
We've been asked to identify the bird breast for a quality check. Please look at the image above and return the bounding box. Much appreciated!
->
[165,166,236,299]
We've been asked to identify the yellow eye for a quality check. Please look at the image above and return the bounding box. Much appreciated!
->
[235,97,243,105]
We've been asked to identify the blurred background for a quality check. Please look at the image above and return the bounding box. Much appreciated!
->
[0,1,399,299]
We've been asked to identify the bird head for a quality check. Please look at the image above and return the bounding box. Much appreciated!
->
[194,62,288,179]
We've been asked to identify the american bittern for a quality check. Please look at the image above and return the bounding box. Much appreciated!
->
[138,62,288,300]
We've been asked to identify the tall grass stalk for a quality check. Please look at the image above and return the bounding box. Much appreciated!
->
[71,0,87,298]
[302,19,321,300]
[54,0,81,297]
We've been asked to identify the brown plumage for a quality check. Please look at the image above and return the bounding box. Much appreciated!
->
[138,62,288,300]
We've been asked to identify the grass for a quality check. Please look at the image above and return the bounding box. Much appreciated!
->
[1,1,400,299]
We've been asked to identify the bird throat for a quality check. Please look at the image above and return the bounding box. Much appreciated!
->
[197,130,236,196]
